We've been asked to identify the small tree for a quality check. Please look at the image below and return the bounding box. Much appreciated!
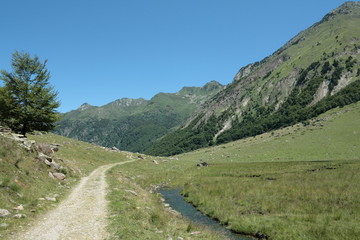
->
[0,51,60,136]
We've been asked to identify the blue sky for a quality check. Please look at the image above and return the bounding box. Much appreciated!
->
[0,0,349,112]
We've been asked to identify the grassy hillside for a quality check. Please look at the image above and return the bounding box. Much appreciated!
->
[146,2,360,156]
[54,80,223,153]
[115,101,360,239]
[0,132,222,239]
[0,133,126,238]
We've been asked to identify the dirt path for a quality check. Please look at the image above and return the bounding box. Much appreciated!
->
[16,160,134,240]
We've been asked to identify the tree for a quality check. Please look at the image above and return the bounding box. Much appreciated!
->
[0,51,60,136]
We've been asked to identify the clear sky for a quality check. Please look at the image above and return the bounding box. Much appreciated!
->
[0,0,350,112]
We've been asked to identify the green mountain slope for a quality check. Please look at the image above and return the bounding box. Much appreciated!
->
[146,2,360,156]
[53,81,224,153]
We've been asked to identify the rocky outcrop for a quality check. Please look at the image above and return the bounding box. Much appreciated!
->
[0,127,36,151]
[0,127,67,180]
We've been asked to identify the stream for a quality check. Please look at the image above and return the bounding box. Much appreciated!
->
[159,188,252,240]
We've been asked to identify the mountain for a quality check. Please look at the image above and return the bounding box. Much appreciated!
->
[53,81,224,152]
[146,2,360,156]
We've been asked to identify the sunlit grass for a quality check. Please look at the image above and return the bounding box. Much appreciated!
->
[116,102,360,239]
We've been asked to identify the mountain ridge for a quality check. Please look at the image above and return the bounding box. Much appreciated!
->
[53,80,224,152]
[146,1,360,156]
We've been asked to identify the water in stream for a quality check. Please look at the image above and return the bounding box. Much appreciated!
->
[159,188,252,240]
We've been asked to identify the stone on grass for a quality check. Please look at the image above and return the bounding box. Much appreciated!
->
[13,214,26,219]
[0,223,9,228]
[13,205,24,211]
[52,172,66,180]
[0,209,11,218]
[124,190,138,196]
[45,197,57,202]
[48,172,55,179]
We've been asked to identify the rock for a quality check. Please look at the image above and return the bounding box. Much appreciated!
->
[124,190,138,196]
[52,172,66,180]
[153,160,159,165]
[13,214,26,219]
[138,155,144,159]
[0,223,9,228]
[177,237,184,240]
[48,172,56,179]
[50,160,61,171]
[50,144,61,152]
[37,152,52,163]
[255,232,269,239]
[45,197,57,202]
[44,159,52,166]
[111,146,120,152]
[13,205,24,211]
[196,162,209,167]
[0,209,11,218]
[190,231,201,235]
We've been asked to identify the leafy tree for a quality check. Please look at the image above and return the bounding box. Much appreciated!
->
[0,51,60,136]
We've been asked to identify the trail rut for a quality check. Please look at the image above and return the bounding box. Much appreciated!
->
[16,160,134,240]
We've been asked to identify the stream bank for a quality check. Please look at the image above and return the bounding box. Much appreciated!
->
[159,188,254,240]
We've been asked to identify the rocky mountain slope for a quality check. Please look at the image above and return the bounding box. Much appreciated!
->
[53,81,224,152]
[146,2,360,156]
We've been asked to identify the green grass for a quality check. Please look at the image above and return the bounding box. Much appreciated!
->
[0,133,223,239]
[115,101,360,239]
[1,101,359,239]
[0,132,129,239]
[181,160,360,239]
[106,165,226,240]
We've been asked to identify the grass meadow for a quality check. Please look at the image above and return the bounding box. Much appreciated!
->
[116,102,360,239]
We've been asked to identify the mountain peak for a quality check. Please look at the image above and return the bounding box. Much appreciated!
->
[77,103,93,111]
[202,80,223,90]
[107,98,147,108]
[321,1,360,22]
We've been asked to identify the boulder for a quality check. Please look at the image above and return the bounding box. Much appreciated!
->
[153,160,159,165]
[50,143,61,152]
[44,159,52,166]
[51,172,66,180]
[50,161,61,171]
[196,162,209,167]
[13,213,26,219]
[37,152,52,163]
[0,209,11,218]
[111,146,120,152]
[13,205,24,211]
[48,172,55,179]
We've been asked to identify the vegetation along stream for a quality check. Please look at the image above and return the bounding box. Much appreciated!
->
[159,188,252,240]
